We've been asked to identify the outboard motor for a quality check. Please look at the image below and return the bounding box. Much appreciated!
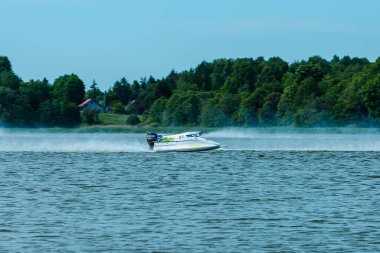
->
[146,132,158,150]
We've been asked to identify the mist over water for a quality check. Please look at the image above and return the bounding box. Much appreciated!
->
[205,128,380,151]
[1,128,380,152]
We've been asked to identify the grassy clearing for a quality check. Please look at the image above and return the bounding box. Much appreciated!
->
[98,113,130,125]
[77,113,215,133]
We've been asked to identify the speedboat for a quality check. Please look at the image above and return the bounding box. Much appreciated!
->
[146,131,220,152]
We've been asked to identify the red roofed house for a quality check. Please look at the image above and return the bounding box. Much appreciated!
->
[78,99,104,112]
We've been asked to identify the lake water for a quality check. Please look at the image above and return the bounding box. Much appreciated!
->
[1,128,380,252]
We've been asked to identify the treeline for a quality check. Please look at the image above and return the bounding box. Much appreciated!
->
[1,55,380,127]
[0,56,85,127]
[106,55,380,127]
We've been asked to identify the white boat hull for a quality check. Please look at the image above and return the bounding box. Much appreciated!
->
[153,140,220,152]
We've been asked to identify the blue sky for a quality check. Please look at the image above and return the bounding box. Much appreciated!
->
[1,0,379,90]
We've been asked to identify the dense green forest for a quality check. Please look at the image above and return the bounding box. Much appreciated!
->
[1,55,380,127]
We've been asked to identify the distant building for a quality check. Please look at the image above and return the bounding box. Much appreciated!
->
[78,99,104,112]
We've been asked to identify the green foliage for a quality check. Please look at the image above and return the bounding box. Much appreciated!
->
[0,56,12,73]
[332,76,367,125]
[22,79,51,111]
[361,75,380,122]
[217,93,240,118]
[39,99,81,127]
[222,58,258,93]
[87,80,103,101]
[210,59,233,90]
[5,93,34,126]
[277,82,297,125]
[82,108,100,125]
[256,57,288,85]
[0,71,22,90]
[200,103,230,127]
[3,54,380,128]
[163,91,201,125]
[108,77,131,105]
[53,74,85,104]
[131,80,141,100]
[194,61,213,91]
[257,92,281,126]
[176,71,199,91]
[112,101,125,114]
[146,97,168,124]
[126,114,140,125]
[0,86,17,109]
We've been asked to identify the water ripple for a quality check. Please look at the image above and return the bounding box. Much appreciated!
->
[0,138,380,252]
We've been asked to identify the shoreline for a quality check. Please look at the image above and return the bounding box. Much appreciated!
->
[1,125,380,134]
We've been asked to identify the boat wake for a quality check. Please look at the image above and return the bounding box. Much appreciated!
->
[0,131,147,152]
